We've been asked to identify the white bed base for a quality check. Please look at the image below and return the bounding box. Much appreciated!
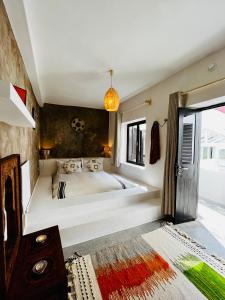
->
[21,160,31,213]
[24,159,162,247]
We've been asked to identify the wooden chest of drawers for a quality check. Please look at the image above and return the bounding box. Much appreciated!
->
[7,226,68,300]
[0,155,67,299]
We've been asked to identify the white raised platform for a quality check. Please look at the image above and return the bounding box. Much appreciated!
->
[60,198,161,247]
[24,159,162,247]
[24,175,161,247]
[0,80,35,128]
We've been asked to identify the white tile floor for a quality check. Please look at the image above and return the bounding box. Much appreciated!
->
[198,199,225,249]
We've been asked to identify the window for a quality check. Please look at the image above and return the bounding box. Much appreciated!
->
[127,120,146,166]
[202,147,208,159]
[201,146,216,160]
[219,149,225,159]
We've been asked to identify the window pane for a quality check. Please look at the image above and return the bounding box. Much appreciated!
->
[202,147,208,159]
[128,125,137,162]
[127,121,146,166]
[137,123,146,165]
[219,149,225,159]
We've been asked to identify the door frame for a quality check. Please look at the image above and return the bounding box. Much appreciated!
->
[174,100,225,224]
[188,101,225,113]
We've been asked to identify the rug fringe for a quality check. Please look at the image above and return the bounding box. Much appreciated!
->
[65,251,83,263]
[164,225,225,266]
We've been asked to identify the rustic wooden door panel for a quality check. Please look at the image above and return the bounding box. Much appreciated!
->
[175,109,201,223]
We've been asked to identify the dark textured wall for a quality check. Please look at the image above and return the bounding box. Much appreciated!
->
[0,1,40,191]
[41,104,109,158]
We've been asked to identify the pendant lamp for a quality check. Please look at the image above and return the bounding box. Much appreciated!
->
[104,69,120,112]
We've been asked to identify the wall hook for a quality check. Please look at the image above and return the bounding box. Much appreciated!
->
[159,118,168,128]
[145,99,152,105]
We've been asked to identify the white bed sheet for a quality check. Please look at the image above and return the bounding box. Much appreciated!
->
[53,171,133,199]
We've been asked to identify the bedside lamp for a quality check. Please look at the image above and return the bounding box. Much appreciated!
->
[103,145,112,158]
[41,148,51,159]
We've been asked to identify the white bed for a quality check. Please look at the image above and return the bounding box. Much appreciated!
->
[52,171,134,199]
[24,159,162,247]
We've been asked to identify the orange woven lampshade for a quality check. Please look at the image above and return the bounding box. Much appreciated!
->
[104,69,120,112]
[104,87,120,112]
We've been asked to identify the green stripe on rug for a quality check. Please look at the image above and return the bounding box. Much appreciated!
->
[177,254,225,300]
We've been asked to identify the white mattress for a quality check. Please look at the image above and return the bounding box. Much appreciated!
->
[53,171,134,199]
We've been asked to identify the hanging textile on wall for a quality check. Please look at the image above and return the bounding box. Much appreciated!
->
[149,121,160,164]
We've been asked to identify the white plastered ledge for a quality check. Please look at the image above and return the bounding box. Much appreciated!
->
[0,80,35,128]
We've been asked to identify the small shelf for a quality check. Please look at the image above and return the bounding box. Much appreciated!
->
[0,80,35,128]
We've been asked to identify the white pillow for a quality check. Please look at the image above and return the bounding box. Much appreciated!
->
[63,160,82,174]
[56,159,82,174]
[82,157,103,172]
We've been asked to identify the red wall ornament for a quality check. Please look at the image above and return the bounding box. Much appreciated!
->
[13,85,27,105]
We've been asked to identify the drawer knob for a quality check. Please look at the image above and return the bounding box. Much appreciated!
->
[36,234,47,244]
[32,260,48,274]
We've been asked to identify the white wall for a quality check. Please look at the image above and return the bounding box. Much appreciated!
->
[109,47,225,188]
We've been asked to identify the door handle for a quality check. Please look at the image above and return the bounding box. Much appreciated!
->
[177,166,188,176]
[177,166,183,176]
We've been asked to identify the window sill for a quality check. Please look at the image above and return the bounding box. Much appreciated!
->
[121,162,146,170]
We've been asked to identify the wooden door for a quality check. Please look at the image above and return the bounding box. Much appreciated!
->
[175,108,201,223]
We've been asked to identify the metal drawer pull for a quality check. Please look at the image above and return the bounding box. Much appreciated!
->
[32,260,48,274]
[36,234,47,244]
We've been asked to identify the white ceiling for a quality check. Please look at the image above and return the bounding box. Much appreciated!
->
[4,0,225,108]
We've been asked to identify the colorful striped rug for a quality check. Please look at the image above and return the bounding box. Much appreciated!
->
[66,225,225,300]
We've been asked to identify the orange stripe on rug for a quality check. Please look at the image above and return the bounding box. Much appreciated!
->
[96,254,176,299]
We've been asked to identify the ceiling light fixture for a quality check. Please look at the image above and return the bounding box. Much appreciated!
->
[104,69,120,112]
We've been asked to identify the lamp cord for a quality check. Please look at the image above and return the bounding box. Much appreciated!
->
[109,69,113,88]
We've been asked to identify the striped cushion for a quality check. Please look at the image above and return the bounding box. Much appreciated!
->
[57,181,66,199]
